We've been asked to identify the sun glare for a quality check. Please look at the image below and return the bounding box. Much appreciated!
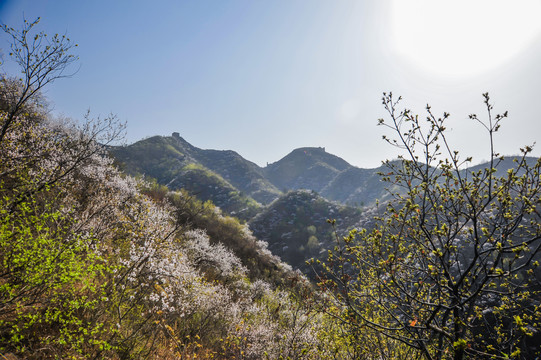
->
[391,0,541,78]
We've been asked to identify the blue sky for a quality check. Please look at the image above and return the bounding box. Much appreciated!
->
[1,0,541,168]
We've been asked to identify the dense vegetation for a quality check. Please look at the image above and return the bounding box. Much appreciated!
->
[2,18,540,360]
[316,94,541,359]
[249,189,366,274]
[0,19,345,359]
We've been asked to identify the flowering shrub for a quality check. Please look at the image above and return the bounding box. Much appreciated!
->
[182,229,247,279]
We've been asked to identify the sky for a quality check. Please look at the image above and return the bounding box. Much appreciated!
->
[1,0,541,168]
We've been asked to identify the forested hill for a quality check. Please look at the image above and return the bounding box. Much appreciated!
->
[111,134,540,272]
[114,134,538,211]
[110,133,394,211]
[110,134,392,272]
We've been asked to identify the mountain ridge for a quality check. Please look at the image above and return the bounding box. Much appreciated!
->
[111,134,396,214]
[112,133,539,213]
[110,133,539,271]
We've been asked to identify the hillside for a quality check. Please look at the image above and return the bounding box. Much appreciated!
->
[111,134,282,220]
[111,136,540,248]
[1,81,324,359]
[111,136,397,217]
[320,165,393,206]
[5,15,541,359]
[249,189,373,274]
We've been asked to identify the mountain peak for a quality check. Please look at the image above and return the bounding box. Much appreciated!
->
[291,146,327,154]
[263,146,352,192]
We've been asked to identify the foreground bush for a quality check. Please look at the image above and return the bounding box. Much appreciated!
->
[315,93,541,359]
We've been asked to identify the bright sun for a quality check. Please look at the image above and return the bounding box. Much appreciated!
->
[391,0,541,78]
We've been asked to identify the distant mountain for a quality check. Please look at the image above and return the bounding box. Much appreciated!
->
[261,147,402,207]
[466,155,539,175]
[111,134,282,220]
[320,165,392,206]
[264,147,352,192]
[110,135,396,219]
[183,139,282,205]
[113,135,539,217]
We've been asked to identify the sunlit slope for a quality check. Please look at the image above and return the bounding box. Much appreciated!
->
[111,135,281,220]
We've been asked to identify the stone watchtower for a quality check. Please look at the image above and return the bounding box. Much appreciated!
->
[172,132,180,139]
